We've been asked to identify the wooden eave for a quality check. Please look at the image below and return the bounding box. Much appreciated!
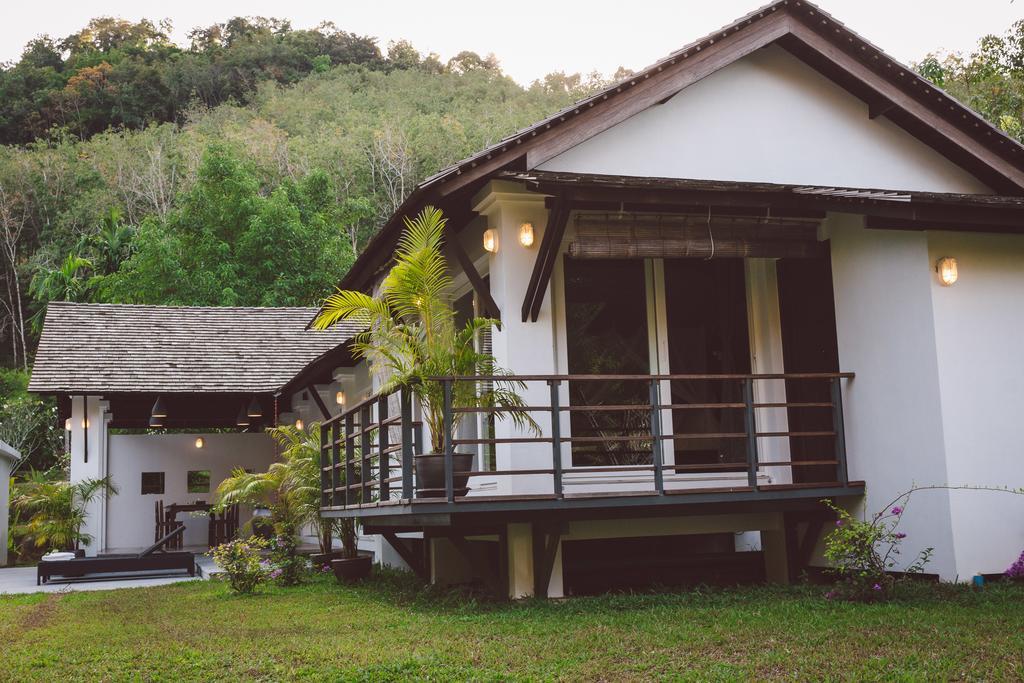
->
[320,0,1024,306]
[510,171,1024,229]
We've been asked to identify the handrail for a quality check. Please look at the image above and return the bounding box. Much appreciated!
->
[425,372,855,382]
[319,372,854,509]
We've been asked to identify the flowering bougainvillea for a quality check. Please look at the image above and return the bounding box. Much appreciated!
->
[1006,550,1024,581]
[822,499,933,603]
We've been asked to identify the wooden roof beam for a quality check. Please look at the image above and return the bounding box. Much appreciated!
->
[522,199,571,323]
[446,234,500,321]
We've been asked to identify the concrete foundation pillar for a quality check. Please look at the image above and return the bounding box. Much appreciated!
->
[761,528,790,584]
[506,523,535,599]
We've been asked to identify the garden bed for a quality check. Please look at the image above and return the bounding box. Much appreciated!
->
[1,572,1022,680]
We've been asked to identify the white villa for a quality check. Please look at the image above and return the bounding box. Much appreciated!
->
[31,0,1024,597]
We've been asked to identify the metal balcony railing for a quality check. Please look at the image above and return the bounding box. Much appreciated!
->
[320,372,854,510]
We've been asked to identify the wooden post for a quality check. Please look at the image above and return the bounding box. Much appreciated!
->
[831,378,849,485]
[443,379,454,503]
[400,387,414,500]
[649,379,664,495]
[743,378,759,489]
[548,379,563,498]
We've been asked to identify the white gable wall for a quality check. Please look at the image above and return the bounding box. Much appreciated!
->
[539,45,992,195]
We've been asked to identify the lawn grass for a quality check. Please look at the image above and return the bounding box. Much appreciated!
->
[1,572,1022,681]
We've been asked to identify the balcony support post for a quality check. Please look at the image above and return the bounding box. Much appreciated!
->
[360,404,372,505]
[649,379,665,495]
[330,420,341,508]
[344,412,355,507]
[743,378,759,489]
[443,379,455,503]
[378,395,390,501]
[548,379,563,498]
[400,387,415,500]
[831,378,849,485]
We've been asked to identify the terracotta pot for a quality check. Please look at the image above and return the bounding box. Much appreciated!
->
[331,555,372,583]
[414,452,474,498]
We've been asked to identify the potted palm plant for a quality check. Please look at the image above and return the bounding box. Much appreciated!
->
[313,206,536,498]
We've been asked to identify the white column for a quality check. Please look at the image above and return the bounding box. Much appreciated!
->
[473,182,556,496]
[69,396,111,556]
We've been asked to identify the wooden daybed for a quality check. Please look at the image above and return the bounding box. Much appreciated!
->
[37,526,196,585]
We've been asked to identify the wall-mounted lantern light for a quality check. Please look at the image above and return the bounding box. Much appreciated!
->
[148,415,163,428]
[335,390,345,406]
[151,395,168,419]
[236,406,250,428]
[247,396,263,418]
[936,256,958,286]
[295,418,304,431]
[195,437,205,449]
[64,418,71,432]
[482,228,498,253]
[81,418,90,429]
[519,222,535,248]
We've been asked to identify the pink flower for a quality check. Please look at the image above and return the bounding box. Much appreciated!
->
[835,520,844,527]
[894,532,907,539]
[891,506,903,515]
[872,583,882,591]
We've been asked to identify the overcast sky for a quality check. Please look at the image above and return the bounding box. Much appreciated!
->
[2,1,1022,84]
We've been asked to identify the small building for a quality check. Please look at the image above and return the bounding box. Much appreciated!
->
[0,440,20,566]
[28,304,357,554]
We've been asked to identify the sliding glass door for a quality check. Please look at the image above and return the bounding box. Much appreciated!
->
[662,259,751,471]
[563,258,651,466]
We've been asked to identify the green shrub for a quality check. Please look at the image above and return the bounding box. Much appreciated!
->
[211,537,269,595]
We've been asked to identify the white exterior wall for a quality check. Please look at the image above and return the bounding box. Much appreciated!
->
[105,432,276,552]
[0,441,19,566]
[539,46,990,194]
[824,214,960,578]
[927,231,1024,578]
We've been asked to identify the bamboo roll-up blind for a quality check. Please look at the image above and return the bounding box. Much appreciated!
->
[568,214,824,259]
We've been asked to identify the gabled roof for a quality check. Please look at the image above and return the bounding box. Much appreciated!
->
[29,303,356,395]
[335,0,1024,295]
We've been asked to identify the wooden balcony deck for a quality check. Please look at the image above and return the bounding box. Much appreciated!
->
[319,373,862,526]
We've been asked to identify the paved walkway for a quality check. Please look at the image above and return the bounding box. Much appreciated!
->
[0,554,219,595]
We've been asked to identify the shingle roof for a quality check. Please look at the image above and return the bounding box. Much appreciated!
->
[29,302,356,394]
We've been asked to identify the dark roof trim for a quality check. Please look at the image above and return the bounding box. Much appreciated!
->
[514,170,1024,229]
